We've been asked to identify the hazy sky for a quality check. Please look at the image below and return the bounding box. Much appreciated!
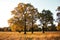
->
[0,0,60,28]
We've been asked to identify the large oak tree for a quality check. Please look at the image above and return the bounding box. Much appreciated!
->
[8,3,39,32]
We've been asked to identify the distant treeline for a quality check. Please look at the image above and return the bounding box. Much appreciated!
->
[0,25,58,32]
[0,27,11,32]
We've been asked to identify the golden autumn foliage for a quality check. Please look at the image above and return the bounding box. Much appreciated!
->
[10,24,24,32]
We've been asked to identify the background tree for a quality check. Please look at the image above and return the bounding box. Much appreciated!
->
[56,6,60,30]
[38,9,55,32]
[8,3,39,33]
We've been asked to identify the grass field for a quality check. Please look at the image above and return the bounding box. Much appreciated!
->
[0,32,60,40]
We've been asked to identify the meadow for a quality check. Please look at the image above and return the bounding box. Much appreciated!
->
[0,32,60,40]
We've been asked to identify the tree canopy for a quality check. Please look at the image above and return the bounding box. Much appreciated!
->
[8,3,39,32]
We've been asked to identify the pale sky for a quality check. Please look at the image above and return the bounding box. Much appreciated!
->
[0,0,60,28]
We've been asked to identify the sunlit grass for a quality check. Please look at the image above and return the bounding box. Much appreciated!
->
[0,32,60,40]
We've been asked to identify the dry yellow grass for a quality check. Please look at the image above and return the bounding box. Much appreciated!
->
[0,32,60,40]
